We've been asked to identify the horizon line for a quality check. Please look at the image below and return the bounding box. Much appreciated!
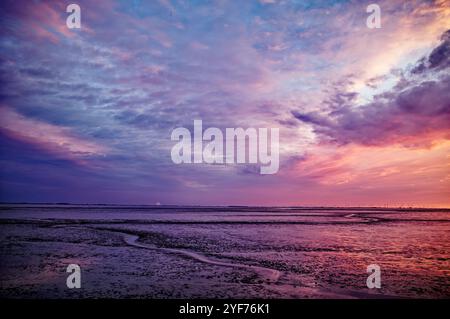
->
[1,202,449,210]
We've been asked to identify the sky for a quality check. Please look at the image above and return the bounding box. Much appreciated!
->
[0,0,449,207]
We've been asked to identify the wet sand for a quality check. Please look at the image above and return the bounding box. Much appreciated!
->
[0,205,449,298]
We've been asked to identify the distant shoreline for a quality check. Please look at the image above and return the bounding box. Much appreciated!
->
[0,202,449,211]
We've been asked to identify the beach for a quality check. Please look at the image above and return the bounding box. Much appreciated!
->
[0,205,449,298]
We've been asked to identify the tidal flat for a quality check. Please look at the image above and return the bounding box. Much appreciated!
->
[0,205,449,298]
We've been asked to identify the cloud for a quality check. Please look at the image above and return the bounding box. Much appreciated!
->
[0,0,449,206]
[0,106,108,161]
[292,29,450,148]
[412,29,450,73]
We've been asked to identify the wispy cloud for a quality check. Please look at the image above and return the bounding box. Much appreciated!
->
[0,0,448,206]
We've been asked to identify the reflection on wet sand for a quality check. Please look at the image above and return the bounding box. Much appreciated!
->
[0,205,449,298]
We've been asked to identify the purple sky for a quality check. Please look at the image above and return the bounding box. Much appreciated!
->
[0,0,449,207]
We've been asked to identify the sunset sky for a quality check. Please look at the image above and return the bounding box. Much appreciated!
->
[0,0,449,207]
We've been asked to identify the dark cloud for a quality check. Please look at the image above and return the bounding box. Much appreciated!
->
[291,111,331,126]
[412,29,450,74]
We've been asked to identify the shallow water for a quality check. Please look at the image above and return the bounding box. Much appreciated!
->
[0,205,449,298]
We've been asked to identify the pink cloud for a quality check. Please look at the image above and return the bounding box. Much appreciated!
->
[0,106,109,163]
